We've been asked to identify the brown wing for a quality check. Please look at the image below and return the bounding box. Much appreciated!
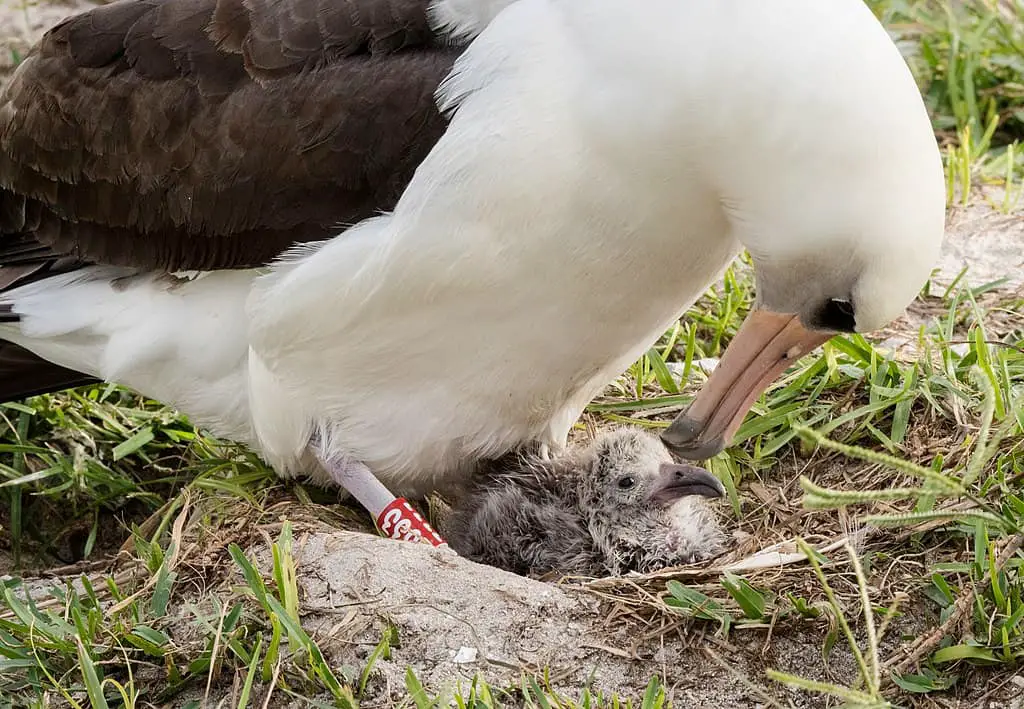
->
[0,0,461,402]
[0,0,460,274]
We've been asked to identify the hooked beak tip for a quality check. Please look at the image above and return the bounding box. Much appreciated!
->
[649,463,726,505]
[660,417,726,461]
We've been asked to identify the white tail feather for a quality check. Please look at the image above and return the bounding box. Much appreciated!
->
[0,268,257,443]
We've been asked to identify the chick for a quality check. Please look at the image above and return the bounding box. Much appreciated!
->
[444,428,725,577]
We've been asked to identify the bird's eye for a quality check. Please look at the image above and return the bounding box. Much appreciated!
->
[815,298,857,333]
[618,476,636,489]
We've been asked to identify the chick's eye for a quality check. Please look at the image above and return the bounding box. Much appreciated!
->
[618,476,636,490]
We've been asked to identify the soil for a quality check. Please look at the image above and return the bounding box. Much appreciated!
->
[940,199,1024,288]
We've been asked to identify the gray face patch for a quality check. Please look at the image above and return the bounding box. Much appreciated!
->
[754,250,862,330]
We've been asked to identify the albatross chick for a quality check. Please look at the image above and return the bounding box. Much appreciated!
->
[445,429,725,577]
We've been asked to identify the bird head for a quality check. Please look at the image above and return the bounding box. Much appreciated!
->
[580,429,726,572]
[646,0,946,460]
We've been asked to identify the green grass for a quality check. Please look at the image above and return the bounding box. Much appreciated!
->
[0,519,680,708]
[594,261,1024,705]
[2,0,1024,706]
[869,0,1024,207]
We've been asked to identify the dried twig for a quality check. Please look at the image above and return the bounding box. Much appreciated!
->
[882,533,1024,676]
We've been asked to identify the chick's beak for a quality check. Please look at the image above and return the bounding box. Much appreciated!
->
[661,309,831,460]
[648,463,725,506]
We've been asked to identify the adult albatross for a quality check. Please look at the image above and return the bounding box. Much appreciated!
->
[0,0,944,506]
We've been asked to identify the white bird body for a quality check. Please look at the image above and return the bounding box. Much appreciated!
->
[0,0,945,496]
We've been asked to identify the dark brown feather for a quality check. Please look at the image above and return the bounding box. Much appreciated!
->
[0,0,462,400]
[0,342,98,400]
[0,0,460,274]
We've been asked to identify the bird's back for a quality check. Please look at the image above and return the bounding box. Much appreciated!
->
[0,0,462,401]
[445,453,603,576]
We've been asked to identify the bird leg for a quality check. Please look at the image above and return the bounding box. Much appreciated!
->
[317,454,396,516]
[312,447,447,548]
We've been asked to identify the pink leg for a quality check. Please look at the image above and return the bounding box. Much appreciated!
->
[313,448,447,547]
[315,453,397,519]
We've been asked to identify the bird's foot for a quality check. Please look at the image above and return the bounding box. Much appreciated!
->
[311,446,447,548]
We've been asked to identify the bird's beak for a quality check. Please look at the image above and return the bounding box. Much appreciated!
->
[661,309,831,460]
[648,463,725,506]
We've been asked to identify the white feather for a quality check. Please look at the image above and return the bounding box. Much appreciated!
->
[0,268,257,444]
[247,0,741,491]
[428,0,518,41]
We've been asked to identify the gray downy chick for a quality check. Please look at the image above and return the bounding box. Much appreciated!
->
[444,428,726,577]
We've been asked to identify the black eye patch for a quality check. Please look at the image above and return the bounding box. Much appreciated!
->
[816,298,856,333]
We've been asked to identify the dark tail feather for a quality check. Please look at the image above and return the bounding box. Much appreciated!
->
[1,218,97,399]
[0,341,98,402]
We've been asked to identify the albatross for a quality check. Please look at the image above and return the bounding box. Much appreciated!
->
[0,0,944,516]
